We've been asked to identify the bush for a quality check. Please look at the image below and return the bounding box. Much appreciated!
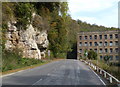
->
[2,50,21,72]
[2,50,45,72]
[87,50,97,60]
[104,55,110,63]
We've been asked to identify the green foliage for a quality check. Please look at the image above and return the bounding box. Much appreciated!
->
[2,50,21,71]
[91,60,109,70]
[87,50,97,60]
[60,2,68,18]
[2,2,34,30]
[45,50,54,60]
[104,55,110,62]
[32,2,70,58]
[84,50,88,57]
[32,15,49,31]
[2,50,44,72]
[14,3,33,29]
[2,2,15,25]
[77,19,118,32]
[48,16,69,58]
[33,2,60,18]
[91,60,120,80]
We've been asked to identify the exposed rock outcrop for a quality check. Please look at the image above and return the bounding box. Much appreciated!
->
[5,14,49,59]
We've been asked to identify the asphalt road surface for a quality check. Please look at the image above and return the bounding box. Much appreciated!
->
[2,59,105,85]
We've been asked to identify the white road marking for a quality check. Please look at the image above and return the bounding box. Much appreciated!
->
[2,73,16,77]
[2,70,25,77]
[89,67,106,85]
[32,78,42,85]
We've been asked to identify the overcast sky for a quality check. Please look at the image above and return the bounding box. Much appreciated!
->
[68,0,119,28]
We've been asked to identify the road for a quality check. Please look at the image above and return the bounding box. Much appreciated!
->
[2,59,105,86]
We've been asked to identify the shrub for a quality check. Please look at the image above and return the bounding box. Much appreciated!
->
[2,50,22,72]
[2,50,45,72]
[104,55,110,63]
[87,50,97,60]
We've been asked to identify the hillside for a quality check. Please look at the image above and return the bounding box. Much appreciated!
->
[77,19,118,32]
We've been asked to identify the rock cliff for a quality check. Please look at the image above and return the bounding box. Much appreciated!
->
[5,14,49,59]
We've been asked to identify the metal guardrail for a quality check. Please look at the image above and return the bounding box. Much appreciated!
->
[81,59,120,85]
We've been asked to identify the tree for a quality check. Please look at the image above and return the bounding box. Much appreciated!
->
[104,55,110,64]
[77,19,118,32]
[87,50,97,60]
[84,49,88,59]
[14,2,34,30]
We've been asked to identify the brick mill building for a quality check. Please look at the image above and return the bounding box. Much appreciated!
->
[77,30,120,63]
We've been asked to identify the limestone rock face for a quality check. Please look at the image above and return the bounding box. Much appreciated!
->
[5,15,49,59]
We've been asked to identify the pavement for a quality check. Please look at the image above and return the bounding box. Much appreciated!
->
[2,59,106,86]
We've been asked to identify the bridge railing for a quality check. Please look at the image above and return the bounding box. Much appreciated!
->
[81,59,120,85]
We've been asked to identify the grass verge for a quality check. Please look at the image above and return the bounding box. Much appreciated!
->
[1,50,63,75]
[2,58,63,76]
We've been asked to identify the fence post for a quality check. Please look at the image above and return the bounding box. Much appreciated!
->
[97,67,99,72]
[100,69,102,74]
[94,65,95,69]
[94,66,96,70]
[110,77,112,83]
[104,72,106,78]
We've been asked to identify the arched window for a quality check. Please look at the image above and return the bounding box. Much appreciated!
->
[99,42,102,46]
[105,48,108,53]
[115,48,118,53]
[99,35,102,39]
[79,36,82,40]
[79,42,82,46]
[115,34,118,38]
[89,35,92,39]
[110,34,113,39]
[85,42,88,46]
[115,41,118,46]
[110,41,113,46]
[85,36,88,40]
[104,35,107,39]
[79,49,82,53]
[94,42,98,46]
[94,35,97,39]
[89,42,92,46]
[104,42,108,46]
[99,49,103,53]
[110,48,113,53]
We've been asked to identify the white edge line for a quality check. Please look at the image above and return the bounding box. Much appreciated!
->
[1,70,25,78]
[32,78,42,85]
[89,67,106,85]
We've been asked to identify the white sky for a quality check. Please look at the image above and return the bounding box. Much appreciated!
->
[68,0,120,28]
